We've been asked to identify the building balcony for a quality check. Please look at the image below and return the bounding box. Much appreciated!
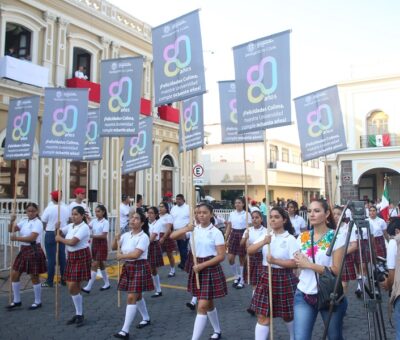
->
[158,105,179,124]
[65,78,152,116]
[359,133,400,148]
[0,56,49,87]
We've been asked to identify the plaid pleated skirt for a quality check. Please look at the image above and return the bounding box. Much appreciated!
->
[354,239,371,264]
[184,250,193,273]
[250,267,298,319]
[148,241,164,270]
[91,238,108,261]
[374,235,387,258]
[118,259,154,293]
[227,229,246,256]
[13,245,47,275]
[160,232,177,253]
[64,247,92,282]
[244,252,264,286]
[188,256,227,300]
[342,253,356,282]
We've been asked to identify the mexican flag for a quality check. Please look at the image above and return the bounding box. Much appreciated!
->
[380,179,389,221]
[368,134,391,147]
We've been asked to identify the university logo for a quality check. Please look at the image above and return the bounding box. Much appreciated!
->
[108,76,132,113]
[51,105,78,137]
[307,104,333,137]
[12,111,31,141]
[247,56,278,104]
[163,35,192,77]
[183,101,199,132]
[129,130,146,157]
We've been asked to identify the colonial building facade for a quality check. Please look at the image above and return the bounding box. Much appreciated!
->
[0,0,192,213]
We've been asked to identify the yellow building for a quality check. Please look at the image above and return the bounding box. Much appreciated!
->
[0,0,193,213]
[326,75,400,204]
[199,140,324,205]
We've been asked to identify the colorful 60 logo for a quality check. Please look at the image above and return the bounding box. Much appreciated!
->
[12,111,31,141]
[51,105,78,137]
[247,56,278,104]
[163,35,192,77]
[228,99,237,124]
[129,130,146,157]
[183,101,199,132]
[307,104,333,137]
[108,76,132,113]
[85,121,98,144]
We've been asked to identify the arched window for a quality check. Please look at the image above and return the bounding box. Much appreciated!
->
[70,161,89,199]
[5,23,32,60]
[73,47,92,80]
[162,155,174,167]
[367,110,388,135]
[161,155,174,197]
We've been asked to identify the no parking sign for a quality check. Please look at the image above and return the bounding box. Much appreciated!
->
[193,163,204,185]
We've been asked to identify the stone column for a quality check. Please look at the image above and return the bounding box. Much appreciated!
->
[55,17,69,87]
[42,11,57,86]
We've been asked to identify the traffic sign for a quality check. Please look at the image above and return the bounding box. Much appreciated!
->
[193,163,204,177]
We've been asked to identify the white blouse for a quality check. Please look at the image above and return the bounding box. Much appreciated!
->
[17,217,43,245]
[90,218,110,235]
[243,226,267,248]
[159,214,173,233]
[229,210,252,230]
[189,224,225,258]
[149,219,163,241]
[120,230,150,260]
[62,222,90,252]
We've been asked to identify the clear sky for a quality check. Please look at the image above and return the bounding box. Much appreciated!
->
[109,0,400,144]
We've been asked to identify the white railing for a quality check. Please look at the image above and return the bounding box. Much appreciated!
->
[0,200,32,214]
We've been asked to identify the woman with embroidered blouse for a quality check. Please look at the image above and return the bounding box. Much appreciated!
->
[293,199,348,340]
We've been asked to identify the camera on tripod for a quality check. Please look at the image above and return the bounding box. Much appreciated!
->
[374,256,389,282]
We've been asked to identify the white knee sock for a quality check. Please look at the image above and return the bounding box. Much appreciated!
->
[12,282,21,303]
[136,298,150,321]
[239,266,244,282]
[230,263,238,278]
[84,271,97,291]
[170,266,175,273]
[252,289,255,296]
[191,296,198,305]
[122,304,137,333]
[192,314,208,340]
[152,274,161,293]
[285,320,294,340]
[255,323,269,340]
[207,308,221,334]
[101,269,110,287]
[71,294,83,315]
[33,283,41,304]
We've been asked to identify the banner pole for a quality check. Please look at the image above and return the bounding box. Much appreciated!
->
[180,105,200,289]
[55,164,62,319]
[300,153,305,205]
[242,143,251,285]
[117,142,121,308]
[263,131,273,340]
[9,160,20,305]
[324,155,333,209]
[86,161,90,208]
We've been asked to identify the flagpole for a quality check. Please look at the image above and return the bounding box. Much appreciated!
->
[9,160,20,305]
[242,143,251,285]
[263,131,273,340]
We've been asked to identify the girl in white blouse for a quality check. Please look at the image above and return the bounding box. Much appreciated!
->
[112,212,154,339]
[158,201,177,277]
[287,200,306,237]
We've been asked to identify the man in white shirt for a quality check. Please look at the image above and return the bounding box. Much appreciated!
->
[74,65,88,80]
[120,194,131,234]
[41,190,70,287]
[171,194,190,269]
[68,187,90,218]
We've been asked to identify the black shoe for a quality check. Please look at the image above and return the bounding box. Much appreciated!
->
[210,332,222,339]
[151,291,163,298]
[28,303,42,310]
[355,289,362,298]
[235,282,245,289]
[168,272,176,278]
[100,285,111,291]
[232,279,239,288]
[81,288,90,294]
[66,315,78,325]
[114,331,129,339]
[41,282,53,288]
[186,302,196,310]
[75,315,85,327]
[6,302,22,310]
[246,308,255,316]
[136,319,151,329]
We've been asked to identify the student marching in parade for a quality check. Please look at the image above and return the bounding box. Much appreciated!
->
[68,187,91,217]
[293,199,348,340]
[185,205,200,311]
[147,206,165,297]
[225,197,252,289]
[332,205,358,294]
[287,200,306,237]
[55,206,92,327]
[248,206,299,340]
[240,210,267,315]
[171,203,227,340]
[81,205,110,293]
[6,203,47,310]
[41,190,70,288]
[158,201,177,278]
[112,212,154,339]
[368,205,388,258]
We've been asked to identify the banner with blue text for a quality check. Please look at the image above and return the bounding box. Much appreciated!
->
[179,95,204,152]
[82,108,103,161]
